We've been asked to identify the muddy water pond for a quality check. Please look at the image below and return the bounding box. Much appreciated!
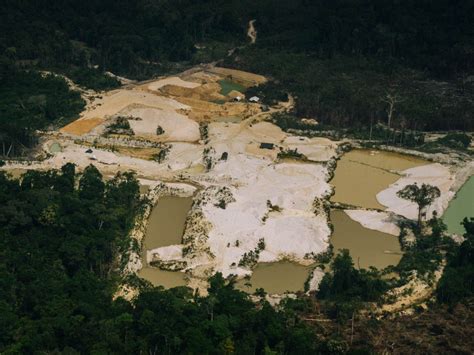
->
[237,262,311,294]
[137,268,187,288]
[143,196,193,250]
[331,149,427,209]
[443,176,474,235]
[218,79,247,96]
[330,210,402,269]
[138,196,193,288]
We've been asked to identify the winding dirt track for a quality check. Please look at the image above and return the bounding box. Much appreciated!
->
[247,20,257,44]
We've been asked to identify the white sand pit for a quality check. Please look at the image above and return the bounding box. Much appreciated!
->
[345,210,401,236]
[121,107,200,142]
[283,136,338,162]
[200,156,331,277]
[147,77,201,91]
[377,163,455,220]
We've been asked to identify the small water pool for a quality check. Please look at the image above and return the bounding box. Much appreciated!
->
[143,196,193,249]
[139,195,193,288]
[237,262,311,294]
[443,176,474,235]
[218,79,246,96]
[50,142,62,153]
[137,268,187,288]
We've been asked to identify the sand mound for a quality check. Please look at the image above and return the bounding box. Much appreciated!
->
[147,77,201,91]
[61,90,189,136]
[120,106,200,142]
[160,82,224,102]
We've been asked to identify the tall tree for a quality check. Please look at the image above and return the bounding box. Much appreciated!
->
[397,183,441,226]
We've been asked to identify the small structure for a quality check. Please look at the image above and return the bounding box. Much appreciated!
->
[233,96,242,102]
[259,142,274,150]
[220,152,229,161]
[261,104,270,112]
[85,148,93,154]
[249,96,260,103]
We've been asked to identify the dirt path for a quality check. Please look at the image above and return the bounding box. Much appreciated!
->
[247,20,257,44]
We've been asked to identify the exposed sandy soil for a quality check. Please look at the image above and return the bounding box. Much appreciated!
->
[4,66,470,302]
[119,106,200,142]
[345,210,401,236]
[247,19,257,44]
[146,76,201,91]
[61,117,104,135]
[60,89,189,136]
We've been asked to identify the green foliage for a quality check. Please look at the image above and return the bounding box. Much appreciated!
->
[106,117,134,135]
[152,146,170,163]
[230,48,473,132]
[0,69,84,157]
[156,125,165,135]
[436,133,472,150]
[396,215,450,280]
[437,218,474,304]
[0,165,141,352]
[318,250,388,303]
[277,148,304,160]
[397,183,441,226]
[64,67,120,91]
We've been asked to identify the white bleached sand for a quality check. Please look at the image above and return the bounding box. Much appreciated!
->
[151,152,333,279]
[283,136,339,162]
[377,163,455,220]
[344,210,401,236]
[121,106,200,142]
[147,77,201,91]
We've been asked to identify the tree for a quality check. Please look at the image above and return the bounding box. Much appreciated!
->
[381,91,404,129]
[397,183,441,226]
[437,218,474,304]
[79,165,104,200]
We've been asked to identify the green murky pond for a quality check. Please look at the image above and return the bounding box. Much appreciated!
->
[50,142,62,153]
[138,196,193,288]
[237,262,311,294]
[330,210,402,269]
[331,149,427,209]
[218,79,247,96]
[443,176,474,235]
